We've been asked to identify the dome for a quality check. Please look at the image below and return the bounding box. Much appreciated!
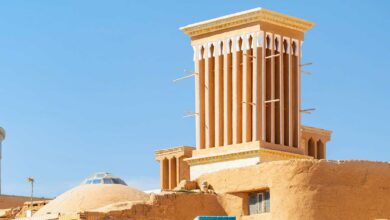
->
[81,172,127,185]
[34,184,149,216]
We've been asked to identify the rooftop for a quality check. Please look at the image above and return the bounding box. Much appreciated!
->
[180,8,315,37]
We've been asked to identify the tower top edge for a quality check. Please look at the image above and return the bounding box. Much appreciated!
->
[180,8,315,37]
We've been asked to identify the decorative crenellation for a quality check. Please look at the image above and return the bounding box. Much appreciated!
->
[192,32,303,61]
[282,37,291,53]
[291,39,300,56]
[274,34,281,52]
[265,32,273,49]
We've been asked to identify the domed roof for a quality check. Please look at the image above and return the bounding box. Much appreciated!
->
[81,172,127,186]
[34,184,149,216]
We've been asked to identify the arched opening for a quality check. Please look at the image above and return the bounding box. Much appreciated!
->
[292,41,297,55]
[274,37,279,51]
[266,35,271,49]
[308,138,315,158]
[210,44,215,57]
[317,140,325,159]
[238,37,243,50]
[283,39,288,53]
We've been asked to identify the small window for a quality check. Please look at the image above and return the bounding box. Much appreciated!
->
[103,178,113,184]
[92,179,102,184]
[248,190,270,215]
[112,178,127,185]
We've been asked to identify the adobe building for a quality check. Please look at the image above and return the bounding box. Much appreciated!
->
[146,7,390,220]
[155,7,332,190]
[8,7,390,220]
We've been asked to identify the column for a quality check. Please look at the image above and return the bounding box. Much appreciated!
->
[253,32,263,141]
[298,41,303,148]
[279,36,285,145]
[288,38,293,147]
[282,38,290,146]
[246,36,253,143]
[292,39,299,147]
[205,44,211,148]
[270,33,275,144]
[194,46,201,149]
[176,157,181,184]
[161,158,169,190]
[209,44,215,148]
[236,37,243,144]
[224,39,233,145]
[215,41,223,147]
[242,35,249,143]
[232,38,238,144]
[169,157,177,189]
[198,46,206,149]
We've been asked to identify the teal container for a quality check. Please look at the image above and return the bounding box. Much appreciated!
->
[194,217,236,220]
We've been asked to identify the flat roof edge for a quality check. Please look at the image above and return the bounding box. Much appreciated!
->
[180,8,315,37]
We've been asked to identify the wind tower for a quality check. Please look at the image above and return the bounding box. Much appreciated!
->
[0,127,5,194]
[156,8,332,190]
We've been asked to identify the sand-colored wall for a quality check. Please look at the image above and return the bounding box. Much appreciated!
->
[196,159,390,220]
[0,195,46,209]
[84,193,226,220]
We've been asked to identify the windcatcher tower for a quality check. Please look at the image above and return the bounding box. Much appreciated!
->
[156,8,332,189]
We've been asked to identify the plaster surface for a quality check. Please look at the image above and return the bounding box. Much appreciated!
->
[190,157,260,180]
[197,159,390,220]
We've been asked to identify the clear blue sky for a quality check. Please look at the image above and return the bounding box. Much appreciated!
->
[0,0,389,198]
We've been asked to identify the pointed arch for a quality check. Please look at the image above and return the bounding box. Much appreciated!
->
[283,39,289,53]
[266,35,271,49]
[292,41,297,55]
[274,37,280,51]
